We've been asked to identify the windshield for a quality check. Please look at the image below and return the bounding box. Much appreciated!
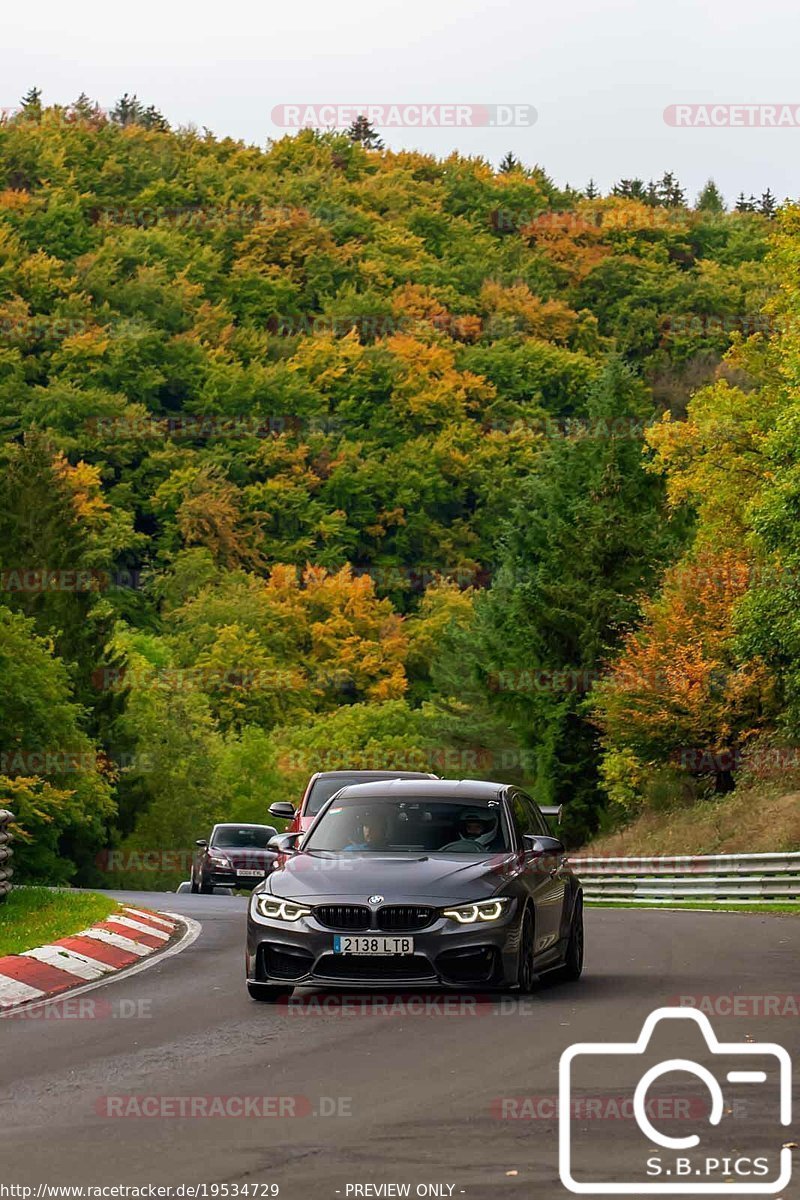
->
[302,797,510,854]
[305,776,368,817]
[211,826,272,849]
[305,774,428,816]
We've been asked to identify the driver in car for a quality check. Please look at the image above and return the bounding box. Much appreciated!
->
[439,808,498,852]
[343,809,390,851]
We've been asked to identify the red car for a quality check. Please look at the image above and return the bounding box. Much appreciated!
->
[269,770,438,834]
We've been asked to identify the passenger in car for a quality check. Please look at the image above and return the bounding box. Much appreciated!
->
[439,809,499,852]
[343,810,390,851]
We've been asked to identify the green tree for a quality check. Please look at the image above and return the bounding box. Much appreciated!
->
[696,180,725,213]
[68,92,98,120]
[0,606,114,881]
[0,436,102,694]
[657,171,686,207]
[612,178,646,200]
[19,86,42,119]
[346,114,383,149]
[110,93,143,126]
[734,206,800,735]
[499,151,522,174]
[465,358,679,841]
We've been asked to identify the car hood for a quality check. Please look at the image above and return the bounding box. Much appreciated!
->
[261,850,522,903]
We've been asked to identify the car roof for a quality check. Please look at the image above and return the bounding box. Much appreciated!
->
[333,778,509,802]
[310,770,437,780]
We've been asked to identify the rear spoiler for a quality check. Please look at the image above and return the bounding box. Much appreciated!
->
[540,805,563,824]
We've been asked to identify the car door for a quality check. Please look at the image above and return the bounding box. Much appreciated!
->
[526,791,570,951]
[509,790,565,961]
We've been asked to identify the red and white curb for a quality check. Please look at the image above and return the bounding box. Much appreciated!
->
[0,906,196,1012]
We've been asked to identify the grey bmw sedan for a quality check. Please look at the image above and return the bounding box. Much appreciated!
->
[245,778,584,1000]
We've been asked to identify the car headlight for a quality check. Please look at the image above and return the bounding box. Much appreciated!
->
[208,854,231,867]
[252,895,312,922]
[441,897,513,924]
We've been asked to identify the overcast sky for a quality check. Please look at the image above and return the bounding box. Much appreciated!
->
[3,0,799,205]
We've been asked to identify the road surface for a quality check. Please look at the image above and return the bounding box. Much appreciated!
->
[1,892,797,1198]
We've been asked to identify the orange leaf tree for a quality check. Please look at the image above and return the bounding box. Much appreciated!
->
[592,549,779,804]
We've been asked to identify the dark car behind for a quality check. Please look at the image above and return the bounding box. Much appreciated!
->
[192,823,278,893]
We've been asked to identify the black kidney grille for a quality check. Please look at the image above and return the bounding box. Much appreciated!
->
[314,904,371,930]
[314,954,436,981]
[377,905,436,931]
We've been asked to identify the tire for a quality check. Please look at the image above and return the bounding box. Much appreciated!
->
[515,907,536,993]
[558,893,584,982]
[190,872,199,894]
[247,982,294,1003]
[200,876,213,895]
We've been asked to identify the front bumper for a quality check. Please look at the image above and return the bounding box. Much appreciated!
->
[206,867,268,890]
[246,907,521,989]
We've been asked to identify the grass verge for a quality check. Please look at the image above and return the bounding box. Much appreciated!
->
[586,900,800,914]
[0,887,119,957]
[584,786,800,857]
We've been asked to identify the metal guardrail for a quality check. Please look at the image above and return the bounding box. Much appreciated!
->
[569,851,800,904]
[0,810,13,903]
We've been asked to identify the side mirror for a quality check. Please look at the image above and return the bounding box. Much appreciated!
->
[268,802,297,821]
[268,832,302,854]
[523,834,565,856]
[195,839,208,848]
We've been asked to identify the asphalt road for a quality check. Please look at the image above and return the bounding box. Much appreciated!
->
[1,893,797,1199]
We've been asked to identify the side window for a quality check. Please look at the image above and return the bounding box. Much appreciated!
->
[509,793,530,844]
[519,791,549,836]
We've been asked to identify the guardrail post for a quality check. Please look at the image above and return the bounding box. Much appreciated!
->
[0,810,14,903]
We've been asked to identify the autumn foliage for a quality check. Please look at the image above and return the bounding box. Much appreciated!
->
[0,99,789,873]
[593,550,779,791]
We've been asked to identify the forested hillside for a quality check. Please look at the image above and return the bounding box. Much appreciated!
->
[1,94,796,886]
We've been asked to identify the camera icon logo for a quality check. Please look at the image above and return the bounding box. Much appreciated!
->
[559,1007,792,1194]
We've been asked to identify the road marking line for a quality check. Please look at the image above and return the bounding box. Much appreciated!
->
[45,944,118,971]
[0,975,45,1006]
[109,914,170,940]
[0,954,88,992]
[57,935,139,968]
[99,920,167,949]
[78,928,151,956]
[22,945,111,979]
[122,907,175,930]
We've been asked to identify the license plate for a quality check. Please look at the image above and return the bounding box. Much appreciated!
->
[333,935,414,955]
[237,869,265,878]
